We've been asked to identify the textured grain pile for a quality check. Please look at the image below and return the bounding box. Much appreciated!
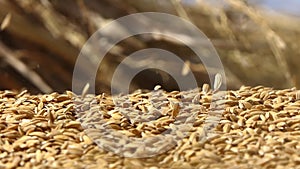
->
[1,86,300,169]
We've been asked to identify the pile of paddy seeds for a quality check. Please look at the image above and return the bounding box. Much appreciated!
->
[1,85,300,169]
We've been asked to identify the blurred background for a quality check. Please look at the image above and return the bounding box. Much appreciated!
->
[0,0,299,94]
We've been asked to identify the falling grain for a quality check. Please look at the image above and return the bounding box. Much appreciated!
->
[81,83,90,98]
[0,13,11,31]
[213,73,222,92]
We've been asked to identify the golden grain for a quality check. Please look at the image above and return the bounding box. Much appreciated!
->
[1,86,300,168]
[202,83,210,94]
[222,123,231,133]
[213,73,222,92]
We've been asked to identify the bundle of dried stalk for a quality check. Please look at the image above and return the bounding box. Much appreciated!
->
[1,85,300,169]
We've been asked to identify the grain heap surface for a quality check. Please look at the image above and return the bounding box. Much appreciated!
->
[1,86,300,169]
